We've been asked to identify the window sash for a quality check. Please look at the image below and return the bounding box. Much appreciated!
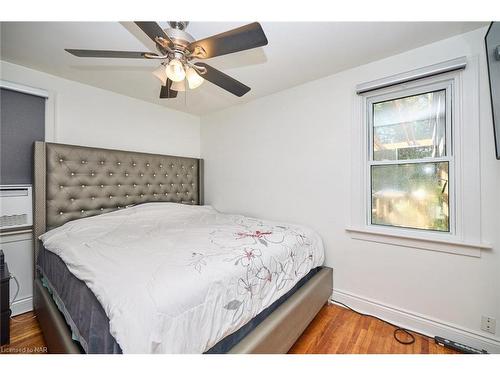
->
[365,78,455,234]
[369,161,451,233]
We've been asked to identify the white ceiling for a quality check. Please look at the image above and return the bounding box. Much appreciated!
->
[0,21,486,116]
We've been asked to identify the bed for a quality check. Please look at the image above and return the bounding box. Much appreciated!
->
[32,141,333,354]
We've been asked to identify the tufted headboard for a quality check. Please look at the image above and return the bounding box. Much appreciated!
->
[33,141,203,259]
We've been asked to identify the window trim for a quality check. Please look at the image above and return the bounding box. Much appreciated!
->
[366,79,455,235]
[348,57,491,257]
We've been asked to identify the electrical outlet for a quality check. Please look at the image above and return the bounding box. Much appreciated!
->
[481,316,496,334]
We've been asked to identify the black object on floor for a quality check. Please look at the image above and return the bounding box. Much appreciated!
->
[434,336,488,354]
[0,249,11,346]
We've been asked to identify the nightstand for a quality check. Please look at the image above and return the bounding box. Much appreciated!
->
[0,252,11,346]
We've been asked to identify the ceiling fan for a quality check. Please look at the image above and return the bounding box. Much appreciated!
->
[65,21,268,99]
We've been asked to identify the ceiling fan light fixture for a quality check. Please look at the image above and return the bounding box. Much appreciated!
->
[152,64,168,86]
[186,67,204,89]
[171,80,186,92]
[166,59,186,82]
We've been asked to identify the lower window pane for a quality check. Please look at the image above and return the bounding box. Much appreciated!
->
[371,162,449,232]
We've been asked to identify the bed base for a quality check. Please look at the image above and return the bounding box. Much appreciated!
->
[34,267,333,354]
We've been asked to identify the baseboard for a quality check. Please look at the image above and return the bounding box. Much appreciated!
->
[11,296,33,316]
[332,288,500,354]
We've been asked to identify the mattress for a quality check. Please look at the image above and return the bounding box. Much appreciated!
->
[39,203,325,353]
[37,247,320,354]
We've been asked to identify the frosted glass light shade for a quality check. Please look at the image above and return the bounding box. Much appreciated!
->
[152,65,167,86]
[171,80,186,92]
[166,59,186,82]
[186,67,204,89]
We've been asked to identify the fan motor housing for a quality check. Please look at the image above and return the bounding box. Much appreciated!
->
[165,26,195,49]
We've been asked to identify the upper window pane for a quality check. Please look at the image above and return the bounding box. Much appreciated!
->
[373,90,446,161]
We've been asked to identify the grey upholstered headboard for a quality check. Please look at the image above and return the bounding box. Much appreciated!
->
[33,141,203,259]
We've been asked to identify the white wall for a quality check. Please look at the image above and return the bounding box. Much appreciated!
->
[0,60,200,157]
[201,27,500,352]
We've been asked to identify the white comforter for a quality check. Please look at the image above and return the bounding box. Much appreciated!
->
[40,203,325,353]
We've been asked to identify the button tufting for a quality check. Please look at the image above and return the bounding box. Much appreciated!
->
[170,183,174,187]
[91,172,95,176]
[165,193,168,196]
[159,164,163,168]
[140,194,144,197]
[117,184,121,187]
[70,198,75,202]
[81,210,85,214]
[91,196,95,200]
[117,162,121,165]
[153,193,157,196]
[59,185,64,189]
[146,163,150,167]
[140,173,144,177]
[109,195,113,199]
[126,194,129,198]
[81,184,86,188]
[59,158,64,163]
[125,173,129,177]
[71,172,75,176]
[147,183,150,187]
[100,161,105,165]
[100,184,104,188]
[176,174,179,177]
[109,172,113,176]
[100,207,104,211]
[59,211,63,215]
[171,164,174,168]
[165,174,168,177]
[132,162,136,166]
[153,173,156,177]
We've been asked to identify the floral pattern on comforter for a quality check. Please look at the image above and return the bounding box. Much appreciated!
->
[40,203,325,353]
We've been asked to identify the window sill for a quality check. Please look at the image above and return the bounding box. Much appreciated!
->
[345,226,490,258]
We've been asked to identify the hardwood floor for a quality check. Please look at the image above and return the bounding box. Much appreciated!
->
[1,304,458,354]
[1,312,47,354]
[289,304,458,354]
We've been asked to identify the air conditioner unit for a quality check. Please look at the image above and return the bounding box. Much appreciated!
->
[0,185,33,231]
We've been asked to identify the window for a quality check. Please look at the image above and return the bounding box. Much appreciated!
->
[348,58,489,257]
[367,85,453,233]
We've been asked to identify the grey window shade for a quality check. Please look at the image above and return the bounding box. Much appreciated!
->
[0,88,45,184]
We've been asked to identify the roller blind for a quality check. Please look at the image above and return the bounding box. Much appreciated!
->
[0,88,45,184]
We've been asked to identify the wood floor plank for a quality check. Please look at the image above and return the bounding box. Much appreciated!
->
[2,305,459,354]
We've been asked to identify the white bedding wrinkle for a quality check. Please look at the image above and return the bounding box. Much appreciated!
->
[40,203,325,353]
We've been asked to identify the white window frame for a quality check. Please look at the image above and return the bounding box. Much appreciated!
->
[367,79,455,234]
[347,56,491,257]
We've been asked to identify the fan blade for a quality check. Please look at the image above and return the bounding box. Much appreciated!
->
[188,22,268,59]
[134,22,174,47]
[65,49,157,58]
[195,63,250,97]
[160,79,178,99]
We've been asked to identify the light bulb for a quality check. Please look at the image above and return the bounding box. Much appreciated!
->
[186,67,204,89]
[171,80,186,92]
[152,65,167,86]
[166,59,186,82]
